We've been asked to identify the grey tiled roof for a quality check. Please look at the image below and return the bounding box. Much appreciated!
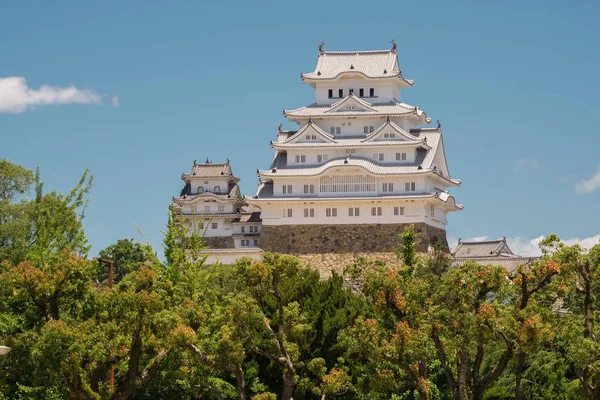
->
[174,182,244,203]
[284,100,427,119]
[233,211,262,223]
[451,256,536,274]
[251,182,462,210]
[273,119,426,150]
[453,239,512,258]
[182,161,239,181]
[301,49,413,86]
[261,155,432,177]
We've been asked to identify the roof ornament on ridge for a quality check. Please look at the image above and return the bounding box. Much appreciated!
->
[278,123,283,133]
[391,39,397,53]
[318,41,325,54]
[436,120,441,129]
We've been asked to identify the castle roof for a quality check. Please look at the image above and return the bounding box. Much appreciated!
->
[301,48,413,87]
[453,238,513,258]
[452,238,536,273]
[261,128,460,185]
[251,182,463,210]
[174,181,243,204]
[284,99,429,122]
[181,161,239,182]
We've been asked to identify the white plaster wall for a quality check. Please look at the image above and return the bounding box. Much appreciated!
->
[189,179,229,194]
[203,250,263,265]
[271,175,427,197]
[286,147,417,167]
[183,201,239,214]
[184,217,233,237]
[314,79,402,104]
[256,199,447,229]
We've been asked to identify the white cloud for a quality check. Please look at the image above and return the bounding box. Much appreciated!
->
[0,76,103,113]
[515,157,544,172]
[574,165,600,194]
[111,96,119,107]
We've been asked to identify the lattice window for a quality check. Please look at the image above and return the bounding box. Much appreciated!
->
[319,175,375,193]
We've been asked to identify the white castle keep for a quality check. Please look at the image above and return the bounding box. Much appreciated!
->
[173,42,463,263]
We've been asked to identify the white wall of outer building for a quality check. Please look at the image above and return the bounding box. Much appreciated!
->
[233,237,260,248]
[189,179,230,195]
[202,250,263,265]
[271,175,429,197]
[285,147,418,167]
[314,79,402,104]
[255,200,448,229]
[184,217,233,237]
[232,222,262,235]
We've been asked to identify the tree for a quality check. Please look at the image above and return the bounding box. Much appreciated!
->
[234,253,318,400]
[97,239,151,283]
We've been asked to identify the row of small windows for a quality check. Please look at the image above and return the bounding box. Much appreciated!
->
[240,239,259,247]
[282,181,416,194]
[196,185,221,194]
[240,225,259,233]
[199,222,219,229]
[294,155,329,163]
[191,205,226,213]
[372,153,408,161]
[283,206,408,218]
[328,88,376,99]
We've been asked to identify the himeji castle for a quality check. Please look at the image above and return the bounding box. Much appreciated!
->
[247,41,463,254]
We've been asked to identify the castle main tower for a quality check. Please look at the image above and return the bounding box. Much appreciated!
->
[248,42,463,253]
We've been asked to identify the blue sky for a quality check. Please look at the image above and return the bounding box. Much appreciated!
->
[2,0,599,256]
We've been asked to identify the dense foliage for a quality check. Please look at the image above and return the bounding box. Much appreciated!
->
[1,159,599,399]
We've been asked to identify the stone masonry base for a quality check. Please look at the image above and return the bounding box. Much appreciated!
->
[259,223,448,255]
[203,236,235,249]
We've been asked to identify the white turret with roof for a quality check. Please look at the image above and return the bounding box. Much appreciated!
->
[172,159,263,263]
[248,42,463,253]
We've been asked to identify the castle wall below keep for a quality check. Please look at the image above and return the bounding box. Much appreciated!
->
[259,223,448,255]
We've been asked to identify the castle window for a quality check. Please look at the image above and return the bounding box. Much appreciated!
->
[282,208,292,218]
[303,184,314,194]
[430,205,435,217]
[211,222,218,229]
[241,226,245,233]
[196,186,204,194]
[204,181,209,184]
[214,185,221,193]
[405,182,416,192]
[383,183,393,192]
[254,239,259,246]
[371,207,383,216]
[359,88,364,97]
[344,149,356,154]
[373,153,384,161]
[283,185,292,194]
[328,89,333,98]
[364,126,374,134]
[330,127,341,135]
[396,153,407,161]
[348,207,360,217]
[338,89,343,97]
[369,88,375,97]
[326,208,337,217]
[303,208,314,217]
[394,206,405,216]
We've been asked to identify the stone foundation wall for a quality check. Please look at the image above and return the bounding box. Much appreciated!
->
[259,223,447,255]
[203,236,235,249]
[294,252,401,278]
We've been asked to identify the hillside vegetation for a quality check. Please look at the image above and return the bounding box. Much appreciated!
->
[1,160,599,400]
